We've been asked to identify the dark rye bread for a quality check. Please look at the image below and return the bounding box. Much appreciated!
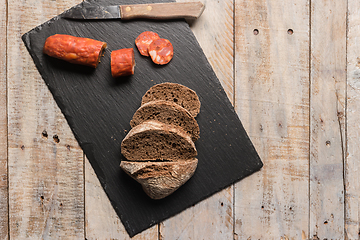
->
[120,158,198,199]
[130,100,200,141]
[141,82,201,117]
[121,120,197,161]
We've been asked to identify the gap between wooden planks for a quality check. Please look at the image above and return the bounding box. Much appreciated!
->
[345,0,360,238]
[0,0,8,238]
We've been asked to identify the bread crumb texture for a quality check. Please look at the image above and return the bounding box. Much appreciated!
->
[130,100,200,141]
[121,120,197,161]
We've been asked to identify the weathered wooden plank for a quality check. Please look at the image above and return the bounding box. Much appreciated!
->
[160,187,233,239]
[0,0,8,238]
[234,0,310,239]
[180,0,234,101]
[7,0,85,238]
[160,0,234,239]
[345,0,360,238]
[309,0,347,238]
[85,157,158,239]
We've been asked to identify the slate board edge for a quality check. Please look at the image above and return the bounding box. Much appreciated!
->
[21,30,263,237]
[20,3,264,237]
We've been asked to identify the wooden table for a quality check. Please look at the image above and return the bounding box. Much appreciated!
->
[1,0,359,239]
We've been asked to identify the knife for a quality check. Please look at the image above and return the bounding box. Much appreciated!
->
[62,1,205,20]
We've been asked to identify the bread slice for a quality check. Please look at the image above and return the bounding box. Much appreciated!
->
[120,158,198,199]
[121,120,197,161]
[141,82,201,117]
[130,100,200,141]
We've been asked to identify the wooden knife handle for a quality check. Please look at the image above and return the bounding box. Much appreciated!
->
[120,2,205,20]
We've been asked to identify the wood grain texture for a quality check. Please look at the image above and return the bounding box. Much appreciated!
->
[181,0,234,101]
[7,0,84,238]
[84,157,158,239]
[160,0,234,239]
[160,186,233,240]
[309,0,346,238]
[0,0,8,238]
[345,0,360,238]
[234,0,310,238]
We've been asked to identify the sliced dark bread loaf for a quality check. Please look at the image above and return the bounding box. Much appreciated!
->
[141,82,201,117]
[120,158,198,199]
[121,120,197,161]
[130,100,200,141]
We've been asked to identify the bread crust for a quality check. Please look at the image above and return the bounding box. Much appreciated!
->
[120,158,198,199]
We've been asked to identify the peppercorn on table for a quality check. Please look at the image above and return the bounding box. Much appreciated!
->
[1,0,359,239]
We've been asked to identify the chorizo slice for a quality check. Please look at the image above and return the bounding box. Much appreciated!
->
[43,34,107,68]
[148,38,174,65]
[111,48,135,78]
[135,31,160,57]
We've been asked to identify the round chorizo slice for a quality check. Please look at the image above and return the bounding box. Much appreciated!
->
[135,31,160,57]
[43,34,107,68]
[111,48,135,78]
[148,38,174,65]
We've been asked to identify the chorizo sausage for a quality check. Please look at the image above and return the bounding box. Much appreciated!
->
[148,38,174,65]
[135,31,160,56]
[43,34,107,68]
[111,48,135,78]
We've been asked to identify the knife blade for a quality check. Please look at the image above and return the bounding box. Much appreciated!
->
[62,1,205,20]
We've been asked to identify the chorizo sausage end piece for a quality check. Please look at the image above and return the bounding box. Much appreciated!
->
[43,34,107,68]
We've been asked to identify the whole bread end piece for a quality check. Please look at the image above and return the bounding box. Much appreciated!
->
[120,158,198,199]
[141,82,201,117]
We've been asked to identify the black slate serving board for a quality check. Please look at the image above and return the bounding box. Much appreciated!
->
[22,0,263,237]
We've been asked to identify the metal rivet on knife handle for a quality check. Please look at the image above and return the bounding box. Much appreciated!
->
[125,6,131,12]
